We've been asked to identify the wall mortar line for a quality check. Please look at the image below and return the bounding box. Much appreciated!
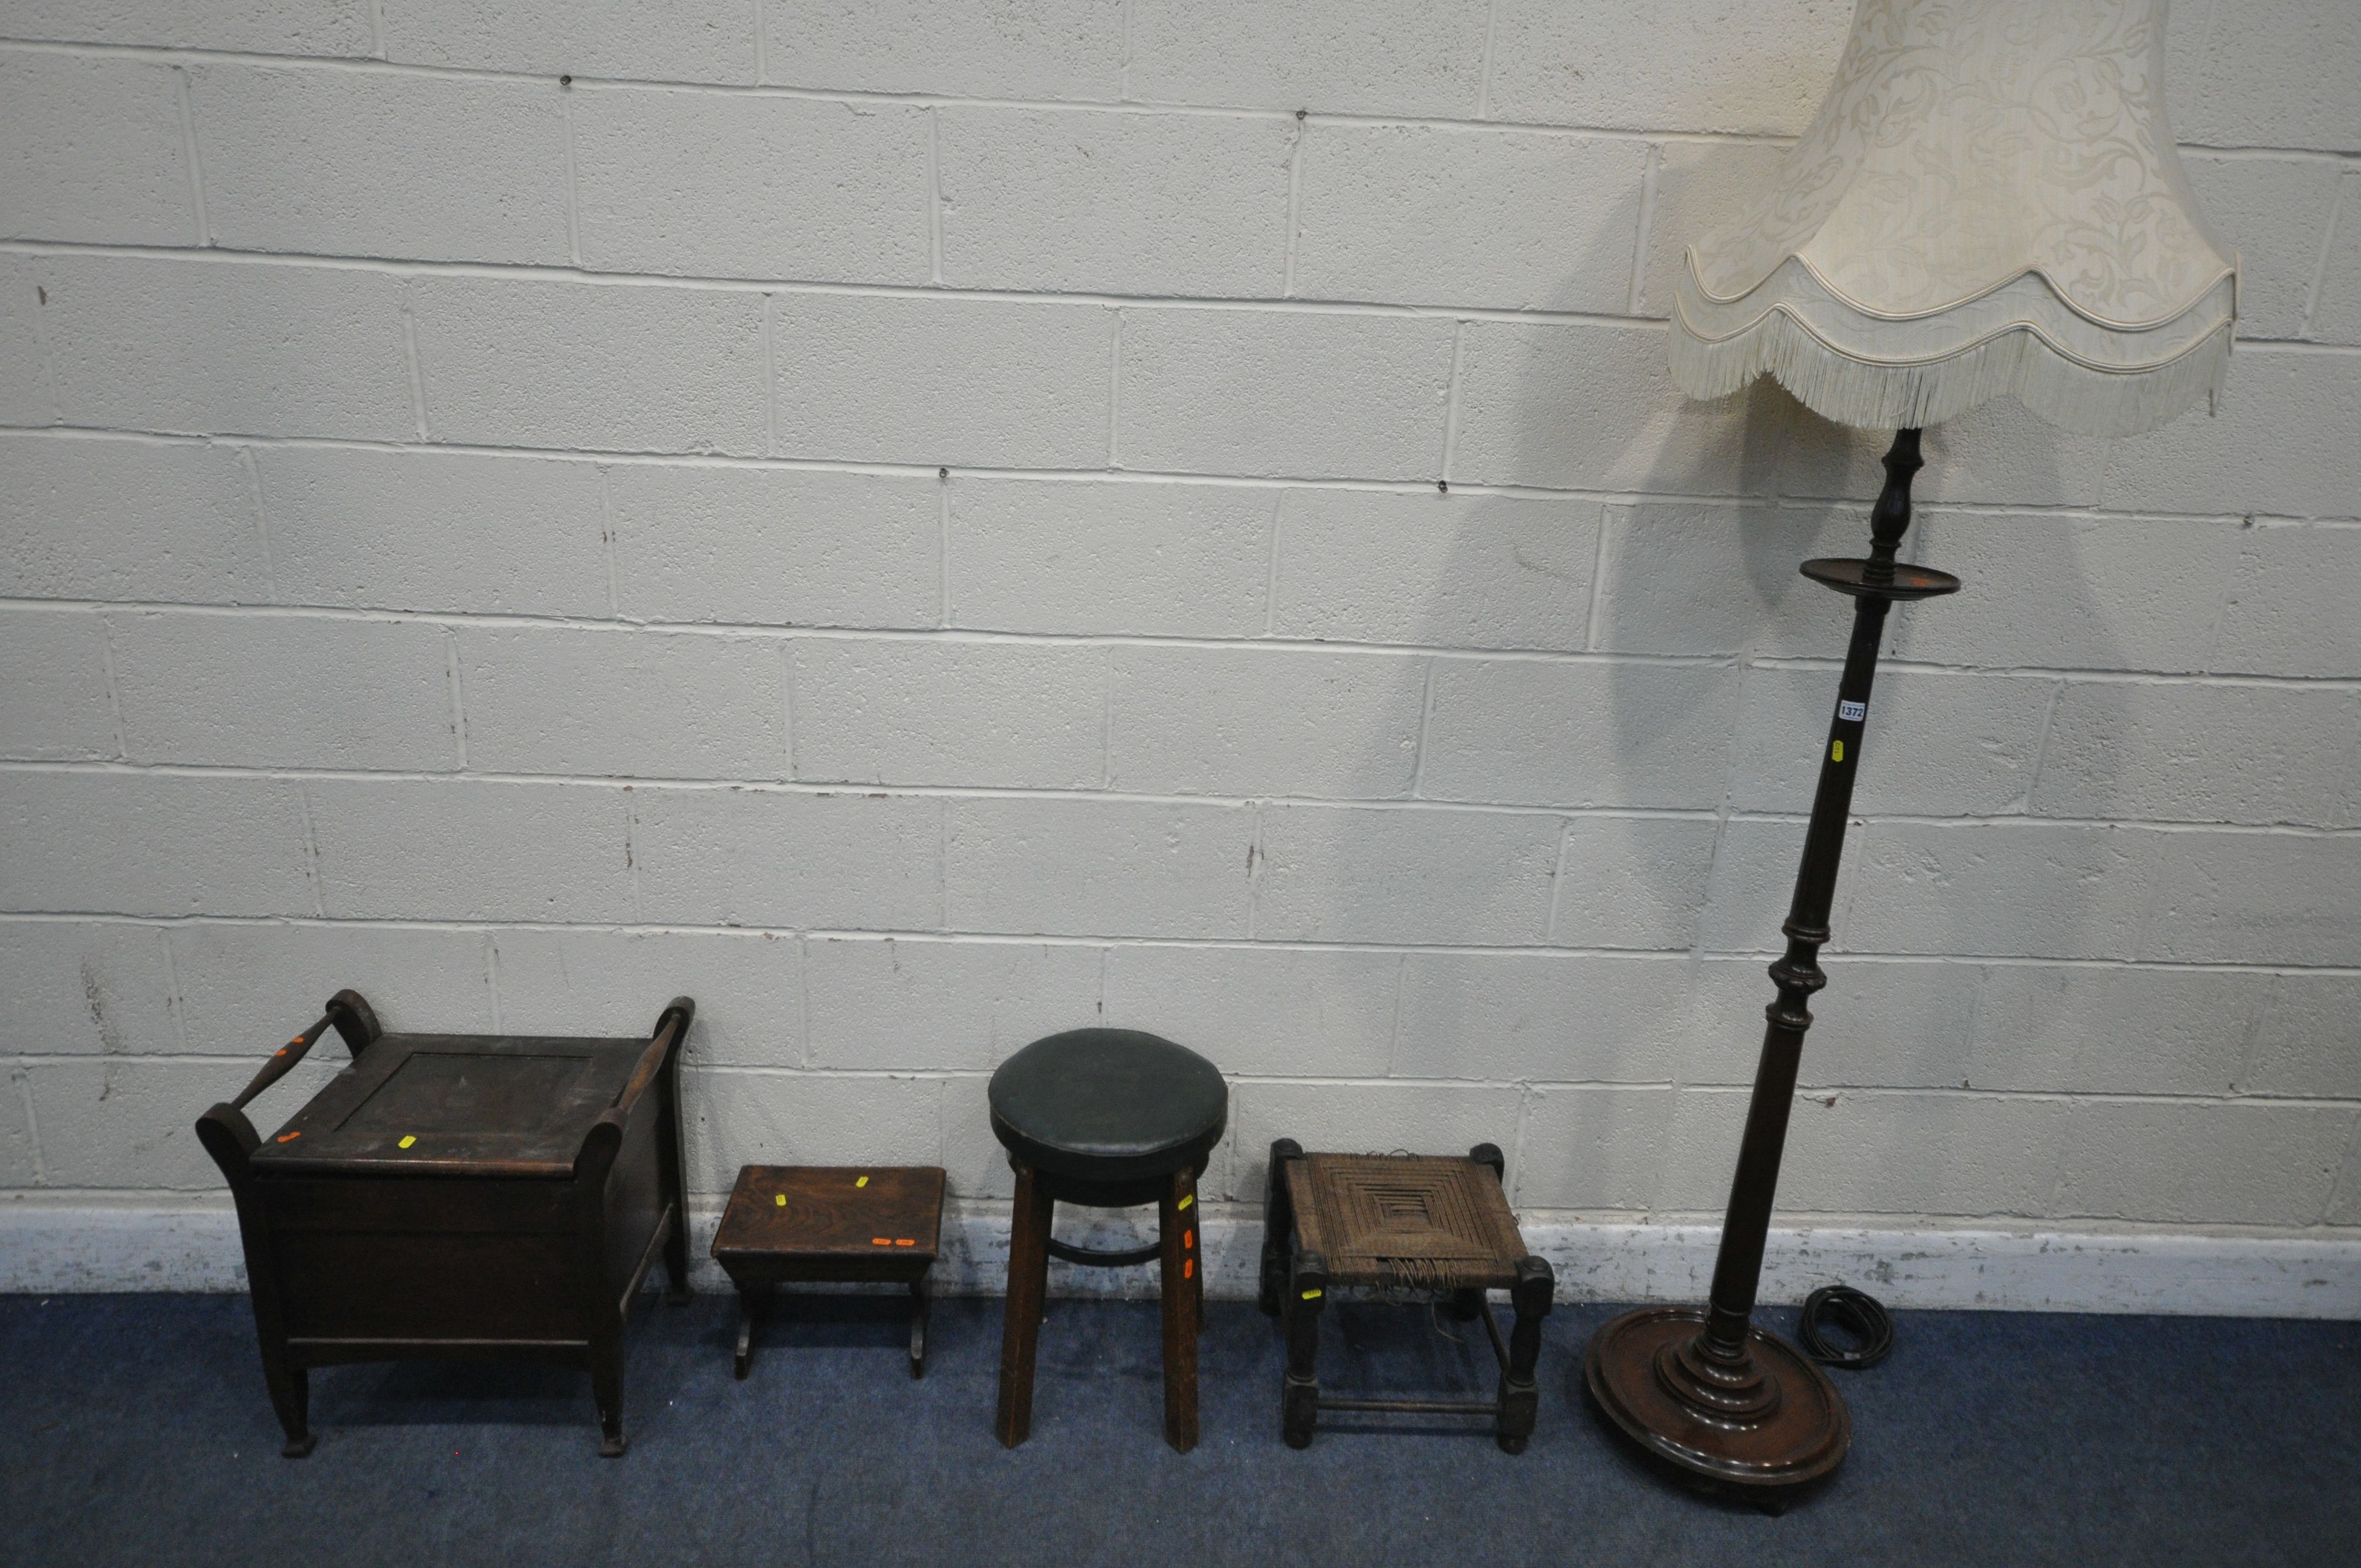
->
[561,86,583,267]
[3,909,2359,976]
[172,64,210,245]
[157,926,191,1054]
[1438,319,1467,481]
[1626,143,1661,315]
[96,613,127,761]
[1281,116,1307,298]
[1475,0,1501,120]
[596,466,622,616]
[927,107,944,285]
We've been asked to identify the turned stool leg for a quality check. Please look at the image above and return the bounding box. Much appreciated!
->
[1259,1139,1300,1317]
[1456,1142,1508,1325]
[1189,1160,1207,1338]
[733,1284,760,1381]
[909,1274,930,1379]
[262,1348,313,1458]
[1159,1166,1202,1452]
[1282,1248,1326,1449]
[590,1316,628,1457]
[996,1162,1053,1447]
[1497,1256,1554,1455]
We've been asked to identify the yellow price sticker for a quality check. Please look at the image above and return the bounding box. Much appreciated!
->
[398,1135,416,1150]
[1176,1193,1193,1211]
[1301,1288,1323,1300]
[775,1193,786,1207]
[856,1175,869,1188]
[1832,740,1845,762]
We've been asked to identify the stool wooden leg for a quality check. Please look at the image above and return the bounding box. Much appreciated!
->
[909,1273,930,1379]
[590,1318,627,1457]
[1158,1166,1201,1452]
[996,1162,1053,1448]
[1453,1141,1504,1322]
[261,1348,313,1458]
[1497,1256,1554,1455]
[1282,1248,1326,1449]
[1189,1161,1207,1337]
[1259,1139,1301,1317]
[733,1285,759,1381]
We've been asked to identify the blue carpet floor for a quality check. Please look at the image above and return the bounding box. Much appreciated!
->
[3,1290,2355,1566]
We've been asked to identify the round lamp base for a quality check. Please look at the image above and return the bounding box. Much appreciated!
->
[1584,1306,1849,1495]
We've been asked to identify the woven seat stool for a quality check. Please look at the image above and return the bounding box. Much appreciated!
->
[1258,1141,1554,1452]
[989,1027,1226,1453]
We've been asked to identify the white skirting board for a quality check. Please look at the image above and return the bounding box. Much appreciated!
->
[6,1199,2358,1318]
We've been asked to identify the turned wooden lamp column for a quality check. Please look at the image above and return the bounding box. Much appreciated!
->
[1581,0,2239,1496]
[1585,430,1954,1488]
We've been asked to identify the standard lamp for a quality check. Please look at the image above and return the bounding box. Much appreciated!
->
[1582,0,2237,1496]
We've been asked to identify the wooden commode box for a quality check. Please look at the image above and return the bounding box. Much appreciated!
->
[197,989,695,1457]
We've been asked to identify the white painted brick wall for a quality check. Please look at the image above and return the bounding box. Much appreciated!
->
[381,0,758,85]
[0,52,194,246]
[187,66,572,264]
[763,0,1122,101]
[608,465,942,628]
[458,625,788,780]
[573,91,932,283]
[1127,0,1488,118]
[771,293,1112,467]
[258,448,610,616]
[111,610,458,770]
[938,108,1294,297]
[1485,0,1856,135]
[412,276,770,454]
[1,435,268,603]
[0,0,375,57]
[1266,490,1598,649]
[793,638,1104,788]
[1290,126,1646,312]
[2,0,2357,1264]
[34,255,414,438]
[0,606,115,759]
[1118,308,1457,480]
[947,480,1271,636]
[1106,645,1425,798]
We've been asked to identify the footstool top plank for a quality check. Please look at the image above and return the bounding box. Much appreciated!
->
[712,1165,945,1264]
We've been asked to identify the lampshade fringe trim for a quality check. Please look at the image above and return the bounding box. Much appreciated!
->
[1668,308,2232,437]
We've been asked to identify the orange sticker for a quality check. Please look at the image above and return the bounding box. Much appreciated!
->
[872,1237,892,1246]
[1184,1231,1194,1250]
[895,1238,915,1246]
[1184,1259,1194,1279]
[275,1131,301,1144]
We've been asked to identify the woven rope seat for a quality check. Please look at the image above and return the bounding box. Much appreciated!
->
[1285,1153,1527,1292]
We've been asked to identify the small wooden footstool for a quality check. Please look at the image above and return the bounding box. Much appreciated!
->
[1260,1142,1554,1452]
[711,1165,945,1380]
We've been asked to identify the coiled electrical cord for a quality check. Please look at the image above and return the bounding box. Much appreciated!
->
[1798,1284,1895,1370]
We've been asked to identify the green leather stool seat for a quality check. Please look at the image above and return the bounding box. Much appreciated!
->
[988,1027,1227,1187]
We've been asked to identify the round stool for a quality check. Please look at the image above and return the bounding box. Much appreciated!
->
[988,1027,1227,1452]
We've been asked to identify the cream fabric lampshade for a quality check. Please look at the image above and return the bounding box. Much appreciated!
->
[1669,0,2237,437]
